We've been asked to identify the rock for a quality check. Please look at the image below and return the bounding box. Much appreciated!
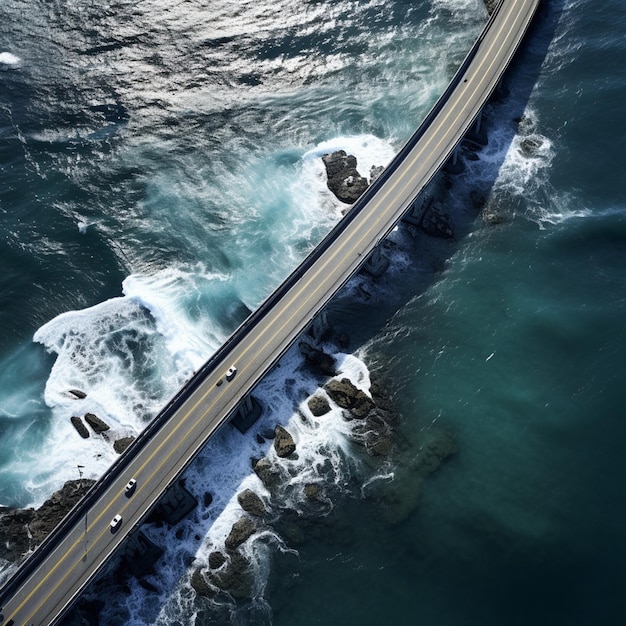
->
[324,378,375,419]
[253,457,282,490]
[208,550,227,569]
[84,413,110,434]
[322,150,369,204]
[190,568,214,597]
[237,489,268,518]
[414,429,458,476]
[113,436,135,454]
[29,479,96,546]
[0,479,96,563]
[0,507,35,563]
[203,492,213,507]
[71,416,90,439]
[274,425,296,458]
[420,205,454,239]
[308,394,331,417]
[224,516,256,551]
[255,433,265,444]
[303,483,323,501]
[210,550,254,599]
[519,135,543,157]
[369,164,385,184]
[68,389,87,399]
[299,342,336,376]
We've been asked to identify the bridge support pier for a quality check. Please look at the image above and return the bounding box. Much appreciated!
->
[121,531,164,577]
[230,395,263,433]
[444,146,465,174]
[306,311,330,345]
[361,246,390,278]
[150,480,198,526]
[402,194,432,226]
[464,109,489,147]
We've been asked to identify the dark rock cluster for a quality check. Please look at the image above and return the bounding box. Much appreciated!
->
[0,479,96,564]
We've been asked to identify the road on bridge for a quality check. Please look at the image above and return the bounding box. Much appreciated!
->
[0,1,541,624]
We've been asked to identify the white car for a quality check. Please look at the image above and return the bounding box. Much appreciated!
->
[110,514,122,532]
[124,478,137,496]
[226,365,237,381]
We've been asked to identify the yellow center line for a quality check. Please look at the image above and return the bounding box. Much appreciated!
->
[14,2,536,623]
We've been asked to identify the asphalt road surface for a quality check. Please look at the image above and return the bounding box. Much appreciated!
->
[0,1,541,624]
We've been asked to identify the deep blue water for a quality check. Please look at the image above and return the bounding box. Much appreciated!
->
[1,0,626,624]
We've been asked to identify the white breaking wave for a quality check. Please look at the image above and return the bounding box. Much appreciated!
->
[0,52,21,66]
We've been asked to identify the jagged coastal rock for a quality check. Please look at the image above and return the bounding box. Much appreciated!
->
[307,393,331,416]
[237,489,268,518]
[113,436,136,454]
[84,412,110,434]
[324,377,376,418]
[273,425,296,458]
[322,150,369,204]
[0,479,96,563]
[71,415,90,439]
[224,516,256,551]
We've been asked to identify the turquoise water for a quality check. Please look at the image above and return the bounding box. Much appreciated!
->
[2,0,626,624]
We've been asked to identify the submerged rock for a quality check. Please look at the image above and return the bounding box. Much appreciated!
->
[273,425,296,458]
[84,412,110,434]
[322,150,370,204]
[413,429,458,476]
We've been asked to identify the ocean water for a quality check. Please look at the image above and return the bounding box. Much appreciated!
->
[1,0,626,624]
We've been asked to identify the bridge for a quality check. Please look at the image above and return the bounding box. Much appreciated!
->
[0,1,541,624]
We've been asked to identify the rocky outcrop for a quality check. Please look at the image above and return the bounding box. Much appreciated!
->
[253,457,282,490]
[208,550,254,599]
[322,150,369,204]
[324,377,375,418]
[71,416,90,439]
[68,389,87,399]
[113,436,135,454]
[307,393,331,416]
[0,479,96,563]
[224,516,256,550]
[237,489,268,518]
[190,568,214,597]
[299,342,336,376]
[273,425,296,458]
[208,550,226,569]
[84,412,110,434]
